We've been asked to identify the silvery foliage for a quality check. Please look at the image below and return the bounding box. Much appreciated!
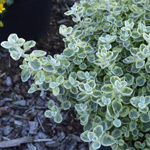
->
[2,0,150,149]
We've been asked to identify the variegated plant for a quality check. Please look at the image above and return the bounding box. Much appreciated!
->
[2,0,150,150]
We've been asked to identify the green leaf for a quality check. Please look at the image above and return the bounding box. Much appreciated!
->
[136,76,146,86]
[85,45,94,53]
[8,33,18,43]
[79,63,87,70]
[91,141,101,149]
[138,102,146,109]
[119,106,130,117]
[131,63,140,73]
[63,80,72,89]
[137,51,145,60]
[131,30,141,38]
[101,84,113,93]
[143,33,150,43]
[44,110,52,118]
[61,101,71,110]
[145,96,150,105]
[113,119,121,127]
[77,92,87,101]
[146,137,150,147]
[66,27,73,34]
[70,86,78,94]
[69,72,77,80]
[73,30,83,38]
[130,47,139,55]
[129,121,137,131]
[28,58,42,71]
[129,109,139,119]
[112,100,122,114]
[86,8,96,16]
[51,105,58,113]
[135,60,145,69]
[92,90,102,98]
[84,83,92,92]
[99,121,107,132]
[87,54,95,62]
[23,41,36,51]
[69,77,75,85]
[80,131,90,142]
[132,129,138,137]
[113,6,122,14]
[28,84,37,93]
[59,25,67,35]
[6,0,14,6]
[56,68,66,75]
[118,139,124,146]
[140,113,150,123]
[144,13,150,21]
[123,56,135,63]
[43,63,55,72]
[125,73,134,85]
[107,15,116,23]
[54,113,62,123]
[15,38,25,47]
[36,70,45,78]
[63,48,74,57]
[75,103,87,112]
[101,135,116,146]
[130,97,139,107]
[50,82,58,88]
[30,50,47,57]
[93,125,103,138]
[112,129,122,139]
[77,71,86,80]
[52,87,60,96]
[107,105,115,117]
[134,141,142,149]
[93,116,101,124]
[110,76,120,85]
[121,87,133,96]
[1,41,13,48]
[84,121,93,131]
[87,132,95,141]
[145,61,150,73]
[111,66,123,76]
[21,69,31,82]
[56,76,64,85]
[9,47,22,60]
[80,114,89,125]
[48,100,55,109]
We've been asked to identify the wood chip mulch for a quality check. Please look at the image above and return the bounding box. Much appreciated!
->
[0,0,88,150]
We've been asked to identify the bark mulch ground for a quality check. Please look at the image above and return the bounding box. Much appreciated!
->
[0,0,88,150]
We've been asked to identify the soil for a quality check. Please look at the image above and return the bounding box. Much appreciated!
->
[0,0,88,150]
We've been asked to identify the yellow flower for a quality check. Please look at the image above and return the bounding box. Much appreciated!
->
[0,0,6,5]
[0,21,3,27]
[0,4,5,13]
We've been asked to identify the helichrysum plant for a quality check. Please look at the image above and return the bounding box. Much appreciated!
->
[2,0,150,149]
[0,0,14,27]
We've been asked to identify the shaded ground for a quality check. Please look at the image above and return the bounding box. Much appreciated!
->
[0,0,88,150]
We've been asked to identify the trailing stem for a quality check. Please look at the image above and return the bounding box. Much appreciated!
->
[107,0,111,15]
[119,0,122,6]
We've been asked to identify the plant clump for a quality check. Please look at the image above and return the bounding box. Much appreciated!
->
[2,0,150,149]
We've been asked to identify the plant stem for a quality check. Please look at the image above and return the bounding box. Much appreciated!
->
[148,43,150,50]
[119,0,122,6]
[107,0,111,15]
[146,0,149,6]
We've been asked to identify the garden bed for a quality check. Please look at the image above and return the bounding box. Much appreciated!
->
[0,0,88,150]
